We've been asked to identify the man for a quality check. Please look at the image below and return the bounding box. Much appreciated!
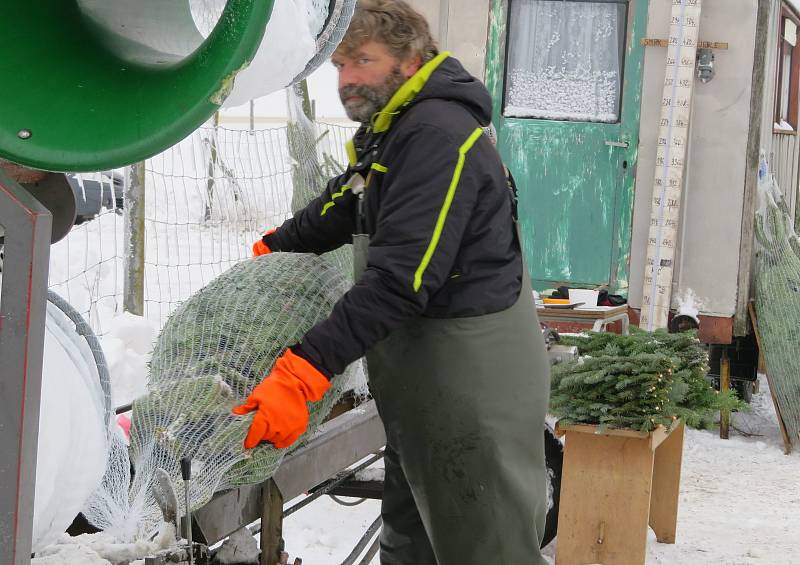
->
[235,1,551,563]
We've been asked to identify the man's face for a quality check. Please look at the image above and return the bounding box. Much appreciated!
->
[332,40,421,124]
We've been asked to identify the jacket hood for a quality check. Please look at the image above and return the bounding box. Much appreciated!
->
[371,52,493,133]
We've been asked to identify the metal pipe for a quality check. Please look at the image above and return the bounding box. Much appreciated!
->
[282,450,383,519]
[339,515,381,565]
[181,457,194,565]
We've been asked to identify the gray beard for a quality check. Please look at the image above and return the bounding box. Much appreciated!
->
[340,66,407,124]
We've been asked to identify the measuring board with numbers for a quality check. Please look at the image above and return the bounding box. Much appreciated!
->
[640,0,703,332]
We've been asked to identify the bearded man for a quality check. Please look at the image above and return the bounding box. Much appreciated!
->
[238,1,551,563]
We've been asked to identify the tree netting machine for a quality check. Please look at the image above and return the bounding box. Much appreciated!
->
[0,2,568,563]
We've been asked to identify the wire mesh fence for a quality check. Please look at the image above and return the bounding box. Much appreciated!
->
[47,119,358,336]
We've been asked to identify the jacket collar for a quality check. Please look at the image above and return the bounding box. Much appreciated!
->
[370,51,451,134]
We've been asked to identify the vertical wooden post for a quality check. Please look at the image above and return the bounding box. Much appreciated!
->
[124,161,145,316]
[204,112,220,222]
[260,479,284,565]
[720,347,730,440]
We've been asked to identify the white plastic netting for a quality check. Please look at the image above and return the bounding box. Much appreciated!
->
[287,86,354,278]
[753,163,800,445]
[83,252,359,541]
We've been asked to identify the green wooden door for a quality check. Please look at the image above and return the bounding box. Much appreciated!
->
[486,0,648,294]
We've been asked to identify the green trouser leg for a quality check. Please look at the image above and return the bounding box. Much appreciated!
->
[365,264,551,565]
[379,444,438,564]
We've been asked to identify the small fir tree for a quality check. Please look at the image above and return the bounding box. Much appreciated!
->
[552,329,746,432]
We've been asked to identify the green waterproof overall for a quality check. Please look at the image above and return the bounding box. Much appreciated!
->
[353,235,552,565]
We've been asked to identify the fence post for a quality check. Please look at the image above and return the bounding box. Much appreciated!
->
[204,112,221,221]
[124,161,145,316]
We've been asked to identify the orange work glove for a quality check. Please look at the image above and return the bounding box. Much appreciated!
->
[252,228,277,257]
[232,349,331,449]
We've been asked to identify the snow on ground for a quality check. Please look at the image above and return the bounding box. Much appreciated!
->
[646,377,800,565]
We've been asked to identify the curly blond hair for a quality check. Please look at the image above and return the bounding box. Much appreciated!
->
[336,0,439,63]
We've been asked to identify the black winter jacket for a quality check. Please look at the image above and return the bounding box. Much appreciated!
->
[264,53,524,377]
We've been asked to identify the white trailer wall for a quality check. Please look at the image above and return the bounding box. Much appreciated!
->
[628,0,760,321]
[404,0,491,82]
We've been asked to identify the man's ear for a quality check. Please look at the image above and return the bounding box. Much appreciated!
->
[401,54,423,79]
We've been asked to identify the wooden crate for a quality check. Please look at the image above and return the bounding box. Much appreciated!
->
[554,421,685,565]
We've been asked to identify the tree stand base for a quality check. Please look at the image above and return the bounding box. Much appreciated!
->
[554,421,684,565]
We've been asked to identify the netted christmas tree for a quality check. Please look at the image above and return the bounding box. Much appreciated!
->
[552,328,745,432]
[753,171,800,444]
[83,253,359,542]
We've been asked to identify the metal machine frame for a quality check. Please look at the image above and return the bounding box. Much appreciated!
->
[0,170,51,565]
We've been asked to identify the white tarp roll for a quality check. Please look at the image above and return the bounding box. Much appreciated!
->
[190,0,323,107]
[33,302,110,552]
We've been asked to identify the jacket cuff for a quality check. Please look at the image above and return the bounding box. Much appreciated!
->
[262,230,280,252]
[290,343,333,381]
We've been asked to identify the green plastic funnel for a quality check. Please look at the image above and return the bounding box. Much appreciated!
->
[0,0,274,172]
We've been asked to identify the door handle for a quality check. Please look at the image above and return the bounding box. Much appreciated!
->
[605,140,629,148]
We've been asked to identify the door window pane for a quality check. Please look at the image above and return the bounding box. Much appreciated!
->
[776,14,798,131]
[504,0,627,123]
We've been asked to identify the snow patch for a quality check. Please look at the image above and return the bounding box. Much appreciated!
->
[214,527,260,564]
[99,312,157,408]
[33,522,176,565]
[673,288,702,321]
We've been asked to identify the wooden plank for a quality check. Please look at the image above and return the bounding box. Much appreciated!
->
[720,349,731,439]
[556,431,655,565]
[640,38,728,49]
[734,0,771,337]
[260,480,284,565]
[649,422,684,543]
[535,305,628,321]
[555,421,679,451]
[556,422,648,440]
